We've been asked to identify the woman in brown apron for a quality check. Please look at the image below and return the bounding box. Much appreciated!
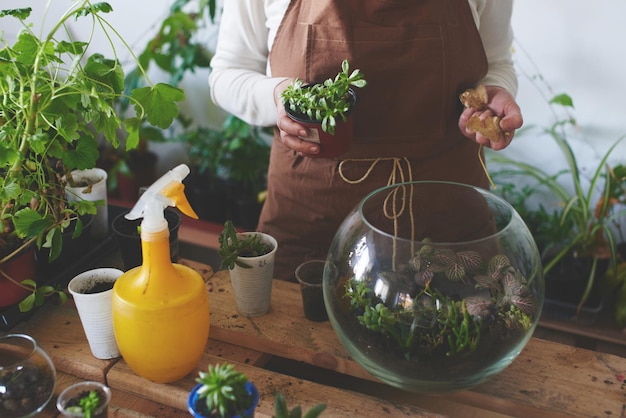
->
[210,0,523,281]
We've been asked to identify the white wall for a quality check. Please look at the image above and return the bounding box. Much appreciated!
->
[507,0,626,174]
[3,1,625,180]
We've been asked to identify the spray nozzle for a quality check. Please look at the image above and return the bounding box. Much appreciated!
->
[125,164,198,233]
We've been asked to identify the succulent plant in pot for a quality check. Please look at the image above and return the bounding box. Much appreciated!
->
[218,220,277,317]
[280,59,367,158]
[0,1,183,310]
[188,362,258,418]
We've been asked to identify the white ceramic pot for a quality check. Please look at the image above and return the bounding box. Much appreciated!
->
[229,232,278,317]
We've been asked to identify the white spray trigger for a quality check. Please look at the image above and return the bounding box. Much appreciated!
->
[124,164,191,233]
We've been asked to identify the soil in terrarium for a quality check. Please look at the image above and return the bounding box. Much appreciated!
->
[0,356,55,417]
[335,251,539,383]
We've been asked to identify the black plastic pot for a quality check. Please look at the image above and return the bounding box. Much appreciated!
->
[35,215,94,276]
[284,86,357,159]
[111,209,181,271]
[542,254,610,324]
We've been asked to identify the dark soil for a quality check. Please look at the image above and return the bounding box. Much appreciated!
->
[0,358,54,417]
[83,281,115,294]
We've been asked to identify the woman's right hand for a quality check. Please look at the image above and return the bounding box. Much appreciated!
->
[274,79,320,156]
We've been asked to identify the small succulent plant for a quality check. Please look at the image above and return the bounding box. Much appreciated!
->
[281,59,367,134]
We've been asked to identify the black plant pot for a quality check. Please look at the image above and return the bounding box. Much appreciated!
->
[111,209,181,271]
[542,254,610,324]
[35,215,94,276]
[284,86,357,158]
[184,173,230,224]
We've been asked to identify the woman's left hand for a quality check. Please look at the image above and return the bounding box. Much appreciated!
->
[459,86,523,150]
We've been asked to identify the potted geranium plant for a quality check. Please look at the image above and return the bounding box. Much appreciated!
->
[0,2,183,310]
[218,220,277,316]
[188,362,258,418]
[280,59,367,158]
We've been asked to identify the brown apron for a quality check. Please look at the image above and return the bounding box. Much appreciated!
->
[259,0,489,281]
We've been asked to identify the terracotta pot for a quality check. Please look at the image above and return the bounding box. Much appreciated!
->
[284,87,357,159]
[0,246,37,308]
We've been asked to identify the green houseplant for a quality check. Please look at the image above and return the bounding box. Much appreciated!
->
[281,59,367,135]
[218,220,277,316]
[273,393,326,418]
[218,220,274,270]
[182,116,271,229]
[100,0,218,200]
[489,93,626,318]
[188,362,258,418]
[0,1,183,310]
[280,59,366,158]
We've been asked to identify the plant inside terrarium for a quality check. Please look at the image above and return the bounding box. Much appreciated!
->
[344,239,537,360]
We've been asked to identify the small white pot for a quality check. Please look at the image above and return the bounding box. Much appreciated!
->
[229,232,278,317]
[68,268,123,359]
[65,168,108,239]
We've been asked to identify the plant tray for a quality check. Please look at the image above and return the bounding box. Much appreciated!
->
[541,296,605,326]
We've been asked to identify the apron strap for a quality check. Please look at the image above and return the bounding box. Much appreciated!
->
[338,157,416,270]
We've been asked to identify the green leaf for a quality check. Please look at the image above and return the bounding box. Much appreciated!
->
[18,294,36,313]
[130,83,184,129]
[74,2,113,19]
[64,135,100,170]
[0,148,20,167]
[71,218,84,239]
[56,40,88,55]
[93,110,122,146]
[13,32,50,65]
[84,53,124,94]
[44,227,63,262]
[0,8,32,20]
[124,117,142,149]
[549,93,574,108]
[13,208,48,238]
[55,113,80,142]
[303,404,327,418]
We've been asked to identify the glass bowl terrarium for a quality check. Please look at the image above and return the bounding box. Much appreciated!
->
[0,334,56,417]
[324,181,544,393]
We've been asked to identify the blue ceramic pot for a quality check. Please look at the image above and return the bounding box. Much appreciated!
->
[187,381,258,418]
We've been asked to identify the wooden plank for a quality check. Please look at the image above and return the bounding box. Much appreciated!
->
[206,270,626,417]
[4,300,116,382]
[206,270,374,379]
[107,352,443,418]
[2,261,267,380]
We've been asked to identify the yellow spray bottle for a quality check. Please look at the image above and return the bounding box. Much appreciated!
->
[112,164,210,383]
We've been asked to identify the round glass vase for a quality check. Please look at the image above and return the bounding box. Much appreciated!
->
[0,334,56,418]
[324,181,544,393]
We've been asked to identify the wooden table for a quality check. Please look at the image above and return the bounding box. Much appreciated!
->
[4,259,626,418]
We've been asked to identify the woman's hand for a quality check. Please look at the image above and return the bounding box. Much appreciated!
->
[274,79,320,156]
[459,86,523,150]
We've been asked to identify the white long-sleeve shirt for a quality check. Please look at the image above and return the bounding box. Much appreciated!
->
[209,0,517,127]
